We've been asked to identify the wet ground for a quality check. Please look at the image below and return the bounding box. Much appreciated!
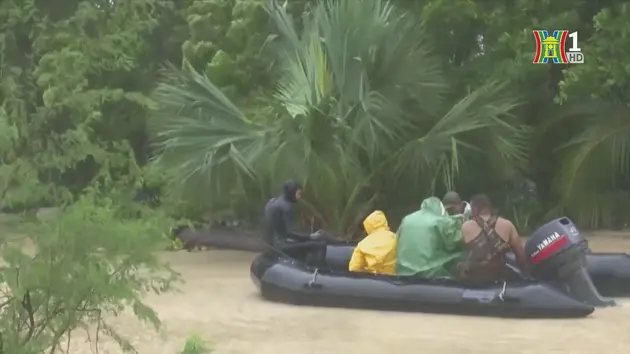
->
[71,235,630,353]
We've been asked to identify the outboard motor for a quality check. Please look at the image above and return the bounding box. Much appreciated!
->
[526,217,615,307]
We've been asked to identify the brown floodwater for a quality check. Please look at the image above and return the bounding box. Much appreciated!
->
[71,235,630,354]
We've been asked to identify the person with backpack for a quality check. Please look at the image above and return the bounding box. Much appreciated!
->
[456,194,529,284]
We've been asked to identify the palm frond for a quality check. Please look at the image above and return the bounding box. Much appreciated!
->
[554,103,630,197]
[150,64,271,201]
[538,102,630,227]
[151,0,526,235]
[389,82,524,186]
[264,0,303,57]
[266,0,446,155]
[152,62,249,124]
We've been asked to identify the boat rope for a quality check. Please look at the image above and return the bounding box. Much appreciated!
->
[308,268,320,287]
[261,239,323,285]
[498,281,507,301]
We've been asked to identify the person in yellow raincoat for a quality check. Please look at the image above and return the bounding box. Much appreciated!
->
[348,210,397,275]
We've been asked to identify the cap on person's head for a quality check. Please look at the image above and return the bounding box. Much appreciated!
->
[442,191,462,209]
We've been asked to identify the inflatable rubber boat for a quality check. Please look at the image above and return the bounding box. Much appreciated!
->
[175,224,630,296]
[581,253,630,296]
[505,251,630,296]
[251,217,616,318]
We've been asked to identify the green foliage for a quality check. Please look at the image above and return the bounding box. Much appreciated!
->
[0,0,629,290]
[537,3,630,227]
[0,0,170,210]
[152,0,529,237]
[182,0,274,105]
[4,2,630,352]
[181,334,213,354]
[0,3,188,352]
[557,3,630,103]
[0,193,181,353]
[395,0,630,229]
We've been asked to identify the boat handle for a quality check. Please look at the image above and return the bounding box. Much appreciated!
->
[497,281,520,302]
[498,281,507,300]
[303,282,323,289]
[303,268,324,289]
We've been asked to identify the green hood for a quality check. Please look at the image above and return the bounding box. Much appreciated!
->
[395,197,465,277]
[420,197,446,216]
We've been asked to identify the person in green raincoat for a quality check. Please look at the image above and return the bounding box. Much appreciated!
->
[395,197,466,277]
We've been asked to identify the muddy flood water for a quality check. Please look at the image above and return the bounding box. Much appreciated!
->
[72,235,630,354]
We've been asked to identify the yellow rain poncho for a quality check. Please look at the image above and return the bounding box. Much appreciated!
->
[348,210,397,275]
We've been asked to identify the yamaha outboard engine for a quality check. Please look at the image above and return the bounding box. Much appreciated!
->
[526,217,615,307]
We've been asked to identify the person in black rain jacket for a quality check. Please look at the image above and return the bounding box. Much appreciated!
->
[263,180,326,264]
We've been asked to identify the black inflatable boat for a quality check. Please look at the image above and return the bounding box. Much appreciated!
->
[251,217,618,318]
[582,253,630,296]
[175,224,630,296]
[505,252,630,296]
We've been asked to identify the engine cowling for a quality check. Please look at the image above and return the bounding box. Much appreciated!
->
[525,217,614,307]
[526,217,586,280]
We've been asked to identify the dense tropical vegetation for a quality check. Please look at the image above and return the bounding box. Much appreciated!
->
[1,0,630,351]
[1,0,630,232]
[152,0,630,234]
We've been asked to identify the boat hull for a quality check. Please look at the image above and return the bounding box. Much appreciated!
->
[173,227,630,297]
[580,253,630,296]
[327,242,630,297]
[251,248,594,318]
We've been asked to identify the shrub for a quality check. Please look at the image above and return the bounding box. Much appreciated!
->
[0,193,182,353]
[180,334,213,354]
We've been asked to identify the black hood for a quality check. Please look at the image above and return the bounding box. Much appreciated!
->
[282,180,302,203]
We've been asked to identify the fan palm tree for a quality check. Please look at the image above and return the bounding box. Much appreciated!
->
[151,0,528,238]
[537,101,630,228]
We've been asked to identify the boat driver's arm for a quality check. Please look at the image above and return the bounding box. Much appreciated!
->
[281,204,311,241]
[508,222,530,277]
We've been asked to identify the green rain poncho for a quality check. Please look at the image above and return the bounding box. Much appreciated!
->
[396,197,466,277]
